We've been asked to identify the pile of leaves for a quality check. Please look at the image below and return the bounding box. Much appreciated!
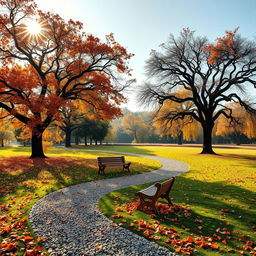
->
[109,201,256,255]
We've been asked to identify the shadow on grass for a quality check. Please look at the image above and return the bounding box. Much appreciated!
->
[100,175,256,255]
[77,145,158,156]
[0,154,157,203]
[223,153,256,169]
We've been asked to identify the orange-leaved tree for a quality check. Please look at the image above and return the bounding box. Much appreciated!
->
[57,95,122,147]
[0,0,133,158]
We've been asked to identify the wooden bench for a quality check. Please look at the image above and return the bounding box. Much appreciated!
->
[136,177,175,215]
[97,156,131,175]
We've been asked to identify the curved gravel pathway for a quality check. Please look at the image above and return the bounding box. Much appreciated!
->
[29,149,189,256]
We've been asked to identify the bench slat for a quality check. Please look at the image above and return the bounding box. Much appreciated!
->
[138,185,157,196]
[97,156,131,174]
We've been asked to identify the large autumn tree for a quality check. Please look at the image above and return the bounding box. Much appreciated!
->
[139,28,256,154]
[0,0,133,158]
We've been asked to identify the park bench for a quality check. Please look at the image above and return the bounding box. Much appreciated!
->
[136,177,175,215]
[97,156,131,175]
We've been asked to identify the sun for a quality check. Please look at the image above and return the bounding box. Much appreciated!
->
[26,20,42,35]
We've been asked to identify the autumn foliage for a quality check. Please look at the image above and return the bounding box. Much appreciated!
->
[0,0,133,157]
[111,199,256,255]
[216,103,256,141]
[202,28,240,64]
[120,113,150,143]
[153,90,200,143]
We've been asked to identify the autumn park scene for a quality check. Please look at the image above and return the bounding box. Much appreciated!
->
[0,0,256,255]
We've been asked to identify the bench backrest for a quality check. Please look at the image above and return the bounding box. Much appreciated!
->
[98,156,125,165]
[154,177,175,198]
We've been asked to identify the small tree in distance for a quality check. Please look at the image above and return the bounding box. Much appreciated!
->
[120,113,149,143]
[139,28,256,154]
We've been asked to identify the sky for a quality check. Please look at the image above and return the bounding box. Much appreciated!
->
[35,0,256,111]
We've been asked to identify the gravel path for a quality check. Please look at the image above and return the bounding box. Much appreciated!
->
[29,149,189,256]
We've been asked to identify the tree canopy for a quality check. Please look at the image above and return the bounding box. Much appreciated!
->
[0,0,133,157]
[139,28,256,153]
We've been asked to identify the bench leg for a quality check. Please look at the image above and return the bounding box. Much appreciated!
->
[162,194,174,206]
[98,166,106,175]
[152,201,160,215]
[123,164,130,172]
[137,194,159,215]
[137,194,145,210]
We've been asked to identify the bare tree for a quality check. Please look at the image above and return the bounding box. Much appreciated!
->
[139,29,256,154]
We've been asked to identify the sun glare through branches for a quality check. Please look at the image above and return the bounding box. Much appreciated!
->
[26,20,42,35]
[17,18,48,42]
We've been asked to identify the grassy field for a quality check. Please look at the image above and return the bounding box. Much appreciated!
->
[98,146,256,256]
[0,146,160,256]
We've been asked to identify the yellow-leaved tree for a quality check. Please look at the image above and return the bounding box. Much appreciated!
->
[216,103,256,144]
[120,113,149,143]
[153,90,200,144]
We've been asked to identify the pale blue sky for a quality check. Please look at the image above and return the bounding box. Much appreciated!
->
[36,0,256,111]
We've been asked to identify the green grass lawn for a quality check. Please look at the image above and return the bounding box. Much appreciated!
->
[98,146,256,256]
[0,146,160,256]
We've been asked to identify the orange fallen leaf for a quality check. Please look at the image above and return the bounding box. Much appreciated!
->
[95,244,102,250]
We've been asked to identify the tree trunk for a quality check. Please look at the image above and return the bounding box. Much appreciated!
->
[134,130,138,143]
[75,135,79,145]
[201,123,215,154]
[95,140,98,145]
[235,132,241,145]
[90,138,92,145]
[65,128,72,147]
[177,131,183,145]
[1,138,4,147]
[84,136,87,146]
[30,128,46,158]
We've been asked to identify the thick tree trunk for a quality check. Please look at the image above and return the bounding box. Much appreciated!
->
[1,138,4,147]
[201,123,215,154]
[84,136,87,146]
[30,129,46,158]
[65,128,72,147]
[90,138,92,145]
[95,140,98,145]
